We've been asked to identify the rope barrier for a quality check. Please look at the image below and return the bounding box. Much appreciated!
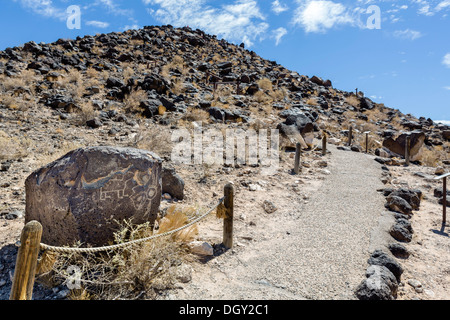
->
[38,197,225,254]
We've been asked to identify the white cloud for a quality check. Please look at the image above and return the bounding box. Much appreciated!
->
[13,0,66,20]
[435,120,450,125]
[271,0,288,14]
[393,29,423,40]
[444,86,450,90]
[95,0,133,16]
[272,27,287,45]
[86,20,110,28]
[292,0,355,33]
[123,24,140,31]
[144,0,269,47]
[443,53,450,67]
[436,0,450,11]
[416,0,450,15]
[418,4,433,15]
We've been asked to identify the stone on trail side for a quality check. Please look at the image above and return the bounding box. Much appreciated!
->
[25,146,162,247]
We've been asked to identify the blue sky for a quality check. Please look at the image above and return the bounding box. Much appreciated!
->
[0,0,449,122]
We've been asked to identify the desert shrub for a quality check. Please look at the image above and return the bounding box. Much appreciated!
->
[131,124,173,158]
[257,78,273,91]
[36,207,200,300]
[123,89,148,114]
[0,130,32,160]
[421,145,446,167]
[76,101,96,125]
[182,107,211,123]
[345,95,360,108]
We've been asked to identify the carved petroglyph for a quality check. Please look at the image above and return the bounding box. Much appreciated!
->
[25,147,162,246]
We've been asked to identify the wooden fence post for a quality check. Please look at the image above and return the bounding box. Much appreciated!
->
[10,221,42,300]
[223,183,235,249]
[405,136,411,166]
[365,131,370,153]
[294,142,301,174]
[322,133,327,156]
[434,173,449,226]
[348,126,353,147]
[443,176,447,225]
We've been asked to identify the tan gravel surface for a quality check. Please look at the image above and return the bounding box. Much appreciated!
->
[168,145,391,300]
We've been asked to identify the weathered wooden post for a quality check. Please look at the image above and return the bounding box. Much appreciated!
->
[434,173,449,225]
[10,221,43,300]
[364,131,370,154]
[405,135,411,166]
[348,126,353,147]
[294,142,302,174]
[223,183,235,249]
[322,133,327,156]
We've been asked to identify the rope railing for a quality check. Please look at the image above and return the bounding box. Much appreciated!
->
[9,182,235,300]
[39,197,224,254]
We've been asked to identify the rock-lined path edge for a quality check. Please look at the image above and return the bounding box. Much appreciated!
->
[169,145,392,300]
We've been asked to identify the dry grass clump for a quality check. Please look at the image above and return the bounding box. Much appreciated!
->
[131,124,173,158]
[182,107,211,123]
[36,207,200,300]
[76,101,96,125]
[0,130,32,160]
[345,95,360,108]
[123,89,148,114]
[305,97,319,106]
[257,78,273,91]
[420,144,447,167]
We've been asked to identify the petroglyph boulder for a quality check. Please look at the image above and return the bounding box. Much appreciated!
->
[382,131,425,162]
[25,146,162,247]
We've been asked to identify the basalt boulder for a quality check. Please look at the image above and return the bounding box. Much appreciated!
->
[25,146,162,247]
[382,131,425,162]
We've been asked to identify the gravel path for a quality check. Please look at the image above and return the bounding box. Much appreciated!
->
[169,145,390,300]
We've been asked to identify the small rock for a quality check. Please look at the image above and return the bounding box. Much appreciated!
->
[386,195,413,215]
[262,200,277,214]
[388,243,410,259]
[249,184,263,191]
[355,265,398,300]
[1,162,11,172]
[86,118,102,128]
[5,210,23,220]
[161,167,185,200]
[317,160,328,167]
[328,137,341,145]
[368,249,403,282]
[435,167,445,175]
[174,264,192,283]
[389,219,413,243]
[187,241,214,256]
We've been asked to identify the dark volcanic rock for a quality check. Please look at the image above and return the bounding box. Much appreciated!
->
[367,249,403,282]
[388,243,410,259]
[161,167,185,200]
[382,131,425,161]
[390,218,413,243]
[386,195,413,215]
[25,147,162,247]
[355,265,398,300]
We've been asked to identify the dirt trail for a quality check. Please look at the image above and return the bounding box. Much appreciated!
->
[168,145,391,300]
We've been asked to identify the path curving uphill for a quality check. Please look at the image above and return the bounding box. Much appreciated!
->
[170,145,392,300]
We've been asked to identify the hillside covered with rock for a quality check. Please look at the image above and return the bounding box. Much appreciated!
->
[0,25,449,300]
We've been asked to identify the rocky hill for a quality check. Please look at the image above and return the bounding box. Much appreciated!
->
[1,25,448,167]
[0,25,449,300]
